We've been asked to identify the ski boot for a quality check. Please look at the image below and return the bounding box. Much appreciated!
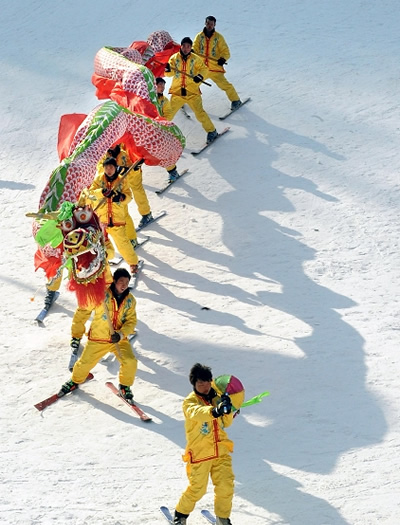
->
[58,379,78,397]
[138,212,154,228]
[174,510,189,524]
[206,129,218,144]
[44,289,57,309]
[119,384,134,403]
[230,100,242,110]
[167,168,179,182]
[216,518,233,525]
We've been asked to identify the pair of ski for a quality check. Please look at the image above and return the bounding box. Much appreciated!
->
[34,376,151,422]
[161,506,216,524]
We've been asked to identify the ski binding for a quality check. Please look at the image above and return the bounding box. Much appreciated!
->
[105,381,152,422]
[155,169,189,195]
[135,211,167,231]
[201,509,216,524]
[191,128,230,156]
[219,97,251,120]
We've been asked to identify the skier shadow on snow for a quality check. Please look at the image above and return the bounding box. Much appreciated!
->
[140,112,385,522]
[136,252,263,336]
[186,112,385,524]
[0,180,35,190]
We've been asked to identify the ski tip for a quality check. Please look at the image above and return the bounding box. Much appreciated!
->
[160,506,174,523]
[201,509,217,523]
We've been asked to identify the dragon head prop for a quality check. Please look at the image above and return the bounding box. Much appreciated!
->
[33,201,110,308]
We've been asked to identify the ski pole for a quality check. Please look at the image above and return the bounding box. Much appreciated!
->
[103,300,122,359]
[26,158,145,219]
[92,158,144,213]
[153,59,212,87]
[192,51,228,66]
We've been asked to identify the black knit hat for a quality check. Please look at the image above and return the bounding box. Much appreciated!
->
[181,37,193,46]
[103,157,117,168]
[189,363,212,386]
[113,268,131,281]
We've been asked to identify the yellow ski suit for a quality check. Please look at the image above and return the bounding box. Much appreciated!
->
[71,286,137,386]
[193,30,239,102]
[176,390,235,519]
[85,172,138,265]
[98,145,151,233]
[165,51,215,133]
[157,93,173,121]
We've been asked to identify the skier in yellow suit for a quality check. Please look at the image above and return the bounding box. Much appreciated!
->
[173,363,235,525]
[83,157,139,273]
[98,144,154,238]
[165,37,218,146]
[193,16,242,110]
[155,77,182,182]
[59,268,138,401]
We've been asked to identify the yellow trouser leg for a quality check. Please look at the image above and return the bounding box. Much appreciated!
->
[107,226,138,265]
[210,454,234,518]
[169,96,187,119]
[186,95,215,133]
[71,307,92,339]
[169,95,215,132]
[208,71,239,102]
[176,461,211,515]
[113,340,138,386]
[72,341,111,383]
[46,274,62,292]
[128,169,151,216]
[125,215,137,242]
[105,239,115,261]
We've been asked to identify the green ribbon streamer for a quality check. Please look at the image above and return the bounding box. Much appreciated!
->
[34,220,63,248]
[57,201,75,220]
[241,391,270,408]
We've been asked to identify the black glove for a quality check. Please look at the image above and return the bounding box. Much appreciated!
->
[112,192,126,202]
[193,74,203,83]
[118,166,130,175]
[111,332,121,343]
[217,57,226,66]
[164,63,171,73]
[102,188,115,199]
[133,158,145,171]
[212,393,232,417]
[107,144,120,158]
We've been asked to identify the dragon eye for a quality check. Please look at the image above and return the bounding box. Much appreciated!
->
[61,217,76,233]
[73,206,93,224]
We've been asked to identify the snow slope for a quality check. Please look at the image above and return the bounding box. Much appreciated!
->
[1,1,399,523]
